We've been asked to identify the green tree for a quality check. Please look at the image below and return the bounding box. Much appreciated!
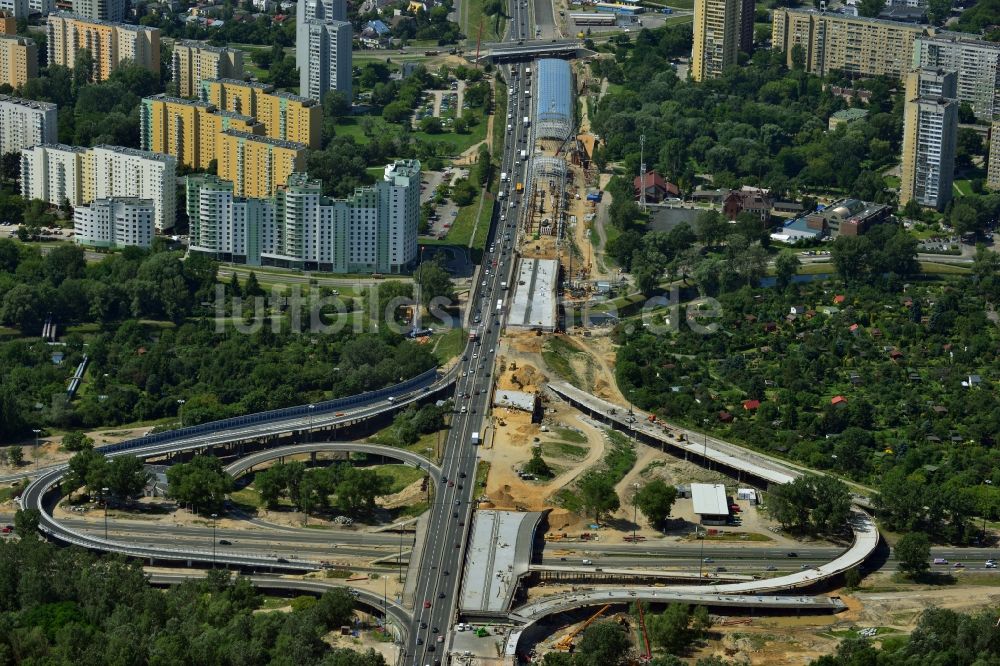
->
[895,532,931,577]
[773,250,801,289]
[14,507,39,537]
[335,467,392,516]
[522,446,553,478]
[578,472,620,523]
[648,603,699,654]
[575,620,633,666]
[414,256,455,303]
[8,445,23,466]
[166,455,234,514]
[419,116,443,134]
[634,479,677,527]
[61,431,94,452]
[927,0,953,23]
[106,456,149,501]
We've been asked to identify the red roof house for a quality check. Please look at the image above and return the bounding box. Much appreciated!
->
[634,172,679,204]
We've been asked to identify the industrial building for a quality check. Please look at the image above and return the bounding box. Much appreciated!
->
[21,143,176,231]
[0,35,37,89]
[771,9,926,79]
[73,197,154,249]
[47,13,160,81]
[535,58,572,141]
[171,41,244,99]
[691,483,730,525]
[508,258,558,332]
[900,68,958,211]
[0,95,57,155]
[185,160,420,273]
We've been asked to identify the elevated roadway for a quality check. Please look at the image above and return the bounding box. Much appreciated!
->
[223,442,443,484]
[20,370,455,573]
[147,572,411,639]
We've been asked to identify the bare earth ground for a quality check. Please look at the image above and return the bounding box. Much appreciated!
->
[1,424,156,475]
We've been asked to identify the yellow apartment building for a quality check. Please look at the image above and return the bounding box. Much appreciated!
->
[47,12,160,81]
[0,34,36,88]
[216,129,306,198]
[201,78,321,149]
[140,94,261,170]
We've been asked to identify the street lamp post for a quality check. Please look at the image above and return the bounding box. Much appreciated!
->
[632,482,640,544]
[102,486,110,540]
[698,527,706,578]
[308,404,315,442]
[177,399,186,427]
[211,513,218,566]
[31,429,41,470]
[397,523,404,584]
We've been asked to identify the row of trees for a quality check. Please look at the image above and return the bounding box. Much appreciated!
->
[65,449,149,502]
[765,475,852,536]
[255,461,393,517]
[0,533,385,665]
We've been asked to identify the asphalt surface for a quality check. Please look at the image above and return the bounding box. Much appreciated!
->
[404,4,534,664]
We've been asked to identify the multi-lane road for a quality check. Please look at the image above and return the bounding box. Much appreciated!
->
[405,2,535,663]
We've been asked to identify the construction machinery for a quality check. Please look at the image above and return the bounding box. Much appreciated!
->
[552,604,611,651]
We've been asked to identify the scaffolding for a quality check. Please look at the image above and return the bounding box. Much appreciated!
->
[526,156,567,240]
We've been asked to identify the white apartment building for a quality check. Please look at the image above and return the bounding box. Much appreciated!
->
[28,0,54,14]
[987,120,1000,191]
[74,197,154,249]
[21,143,176,230]
[0,0,28,18]
[186,160,420,273]
[914,33,1000,121]
[71,0,124,22]
[297,19,352,102]
[0,95,57,155]
[900,68,958,211]
[20,143,87,208]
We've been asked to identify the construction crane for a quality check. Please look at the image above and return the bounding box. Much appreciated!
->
[553,604,611,651]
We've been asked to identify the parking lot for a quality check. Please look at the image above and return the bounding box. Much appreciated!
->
[424,168,470,239]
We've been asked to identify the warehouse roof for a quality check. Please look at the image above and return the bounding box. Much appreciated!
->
[691,483,728,516]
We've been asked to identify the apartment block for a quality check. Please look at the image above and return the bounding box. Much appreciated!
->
[900,68,958,211]
[74,197,154,249]
[71,0,124,22]
[0,95,57,155]
[772,9,927,79]
[47,13,160,81]
[171,41,243,98]
[987,120,1000,191]
[186,160,420,273]
[0,35,37,89]
[216,129,306,199]
[913,33,1000,121]
[691,0,742,82]
[0,11,14,34]
[21,143,176,230]
[27,0,54,15]
[297,19,352,102]
[140,94,261,170]
[0,0,27,18]
[20,143,87,207]
[200,78,321,148]
[297,0,346,23]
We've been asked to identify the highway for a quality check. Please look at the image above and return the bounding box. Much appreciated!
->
[405,1,535,663]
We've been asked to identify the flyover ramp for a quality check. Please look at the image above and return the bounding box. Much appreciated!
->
[224,442,442,484]
[21,370,456,571]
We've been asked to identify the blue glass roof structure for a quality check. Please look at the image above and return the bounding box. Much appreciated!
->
[535,59,572,140]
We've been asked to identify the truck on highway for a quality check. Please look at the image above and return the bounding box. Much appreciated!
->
[520,149,527,159]
[501,172,509,183]
[469,327,480,342]
[496,298,503,313]
[501,281,508,290]
[471,431,480,445]
[523,116,530,127]
[516,182,524,192]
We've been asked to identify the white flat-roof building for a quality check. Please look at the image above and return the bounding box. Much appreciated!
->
[74,197,154,249]
[508,258,558,331]
[691,482,729,525]
[0,95,57,155]
[493,390,539,417]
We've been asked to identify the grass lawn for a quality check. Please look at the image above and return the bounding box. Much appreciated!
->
[553,427,587,444]
[474,460,491,490]
[463,0,505,43]
[884,175,901,189]
[542,336,584,385]
[918,261,972,275]
[542,441,589,460]
[431,326,467,363]
[378,464,428,494]
[337,113,487,158]
[953,180,974,197]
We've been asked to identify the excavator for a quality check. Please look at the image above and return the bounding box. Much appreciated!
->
[552,604,611,652]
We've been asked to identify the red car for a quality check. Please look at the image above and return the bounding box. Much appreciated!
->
[1,526,12,534]
[423,600,431,609]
